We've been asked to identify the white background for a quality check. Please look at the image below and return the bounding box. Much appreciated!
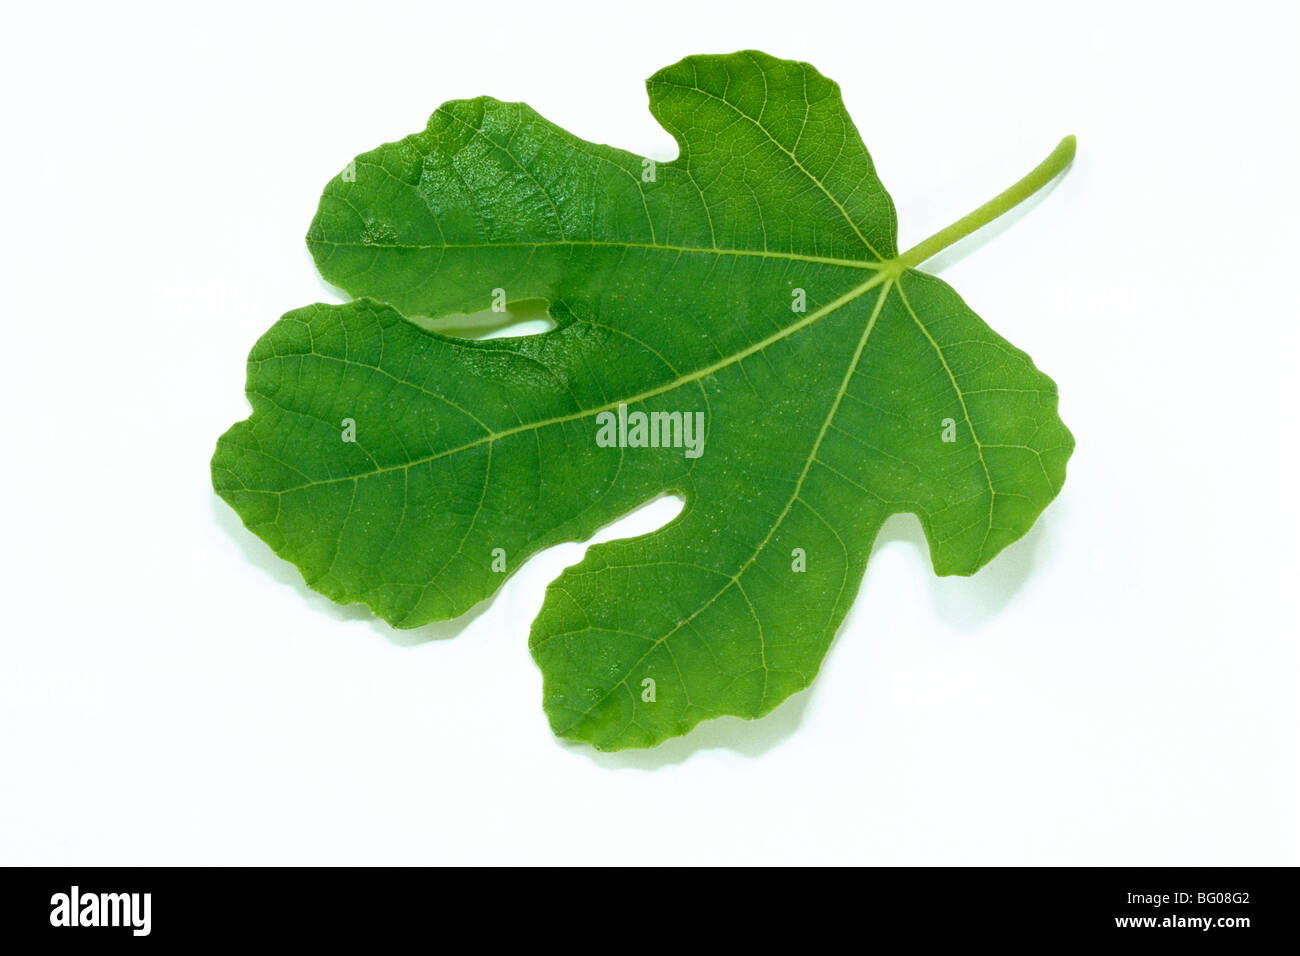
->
[2,0,1296,865]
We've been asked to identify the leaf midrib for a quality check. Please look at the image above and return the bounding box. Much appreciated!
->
[258,267,896,496]
[308,236,882,271]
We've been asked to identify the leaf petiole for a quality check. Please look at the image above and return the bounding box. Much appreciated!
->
[890,135,1076,272]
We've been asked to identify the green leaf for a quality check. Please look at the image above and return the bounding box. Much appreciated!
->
[212,50,1074,750]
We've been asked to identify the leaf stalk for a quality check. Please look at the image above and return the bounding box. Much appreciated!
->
[892,135,1076,271]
